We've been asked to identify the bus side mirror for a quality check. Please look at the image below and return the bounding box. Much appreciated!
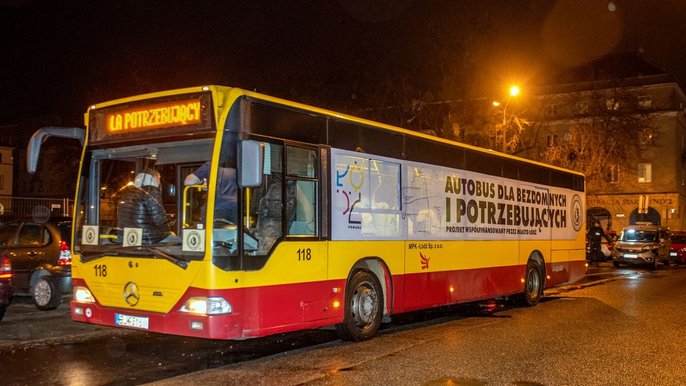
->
[27,127,85,174]
[239,140,264,187]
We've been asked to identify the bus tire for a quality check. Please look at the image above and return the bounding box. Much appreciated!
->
[515,259,544,307]
[335,270,383,342]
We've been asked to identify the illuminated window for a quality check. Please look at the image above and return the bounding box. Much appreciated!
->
[638,95,653,109]
[638,163,652,183]
[606,98,619,111]
[607,165,619,184]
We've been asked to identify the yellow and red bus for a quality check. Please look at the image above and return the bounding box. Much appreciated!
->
[28,86,586,341]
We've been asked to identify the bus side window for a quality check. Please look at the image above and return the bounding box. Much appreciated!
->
[288,180,316,235]
[254,178,285,255]
[286,146,318,236]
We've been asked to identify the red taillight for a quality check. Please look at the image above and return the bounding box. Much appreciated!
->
[58,240,72,266]
[0,255,12,279]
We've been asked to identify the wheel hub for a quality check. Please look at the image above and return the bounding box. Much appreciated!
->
[352,284,377,326]
[33,279,52,306]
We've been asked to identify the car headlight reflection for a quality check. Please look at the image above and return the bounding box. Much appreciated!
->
[179,296,232,315]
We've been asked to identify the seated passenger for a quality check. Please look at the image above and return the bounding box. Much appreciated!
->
[118,169,176,244]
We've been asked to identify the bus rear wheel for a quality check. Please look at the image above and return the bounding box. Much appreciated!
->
[515,259,544,307]
[335,270,383,342]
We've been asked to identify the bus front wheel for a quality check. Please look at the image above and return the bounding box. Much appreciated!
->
[335,270,383,342]
[515,259,544,307]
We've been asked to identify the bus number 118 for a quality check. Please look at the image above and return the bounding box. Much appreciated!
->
[297,248,312,261]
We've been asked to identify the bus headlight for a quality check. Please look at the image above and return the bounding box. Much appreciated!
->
[179,297,232,315]
[74,286,96,303]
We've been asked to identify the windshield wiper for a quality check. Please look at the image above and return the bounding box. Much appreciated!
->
[78,246,189,269]
[80,250,121,263]
[132,246,189,269]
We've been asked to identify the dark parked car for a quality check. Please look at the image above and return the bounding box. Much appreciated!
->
[669,231,686,264]
[0,254,13,321]
[0,217,71,310]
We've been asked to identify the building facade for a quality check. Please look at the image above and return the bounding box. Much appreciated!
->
[0,146,14,197]
[529,54,686,232]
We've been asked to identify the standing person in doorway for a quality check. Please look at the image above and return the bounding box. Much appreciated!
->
[185,161,238,222]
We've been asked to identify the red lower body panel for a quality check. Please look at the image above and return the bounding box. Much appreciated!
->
[71,260,585,339]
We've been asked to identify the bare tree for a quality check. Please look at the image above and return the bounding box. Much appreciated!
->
[539,87,654,186]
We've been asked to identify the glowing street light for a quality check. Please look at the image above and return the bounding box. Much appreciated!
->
[494,84,522,153]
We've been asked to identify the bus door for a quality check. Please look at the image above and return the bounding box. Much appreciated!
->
[237,139,328,323]
[241,140,321,256]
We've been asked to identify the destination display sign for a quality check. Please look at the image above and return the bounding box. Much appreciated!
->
[106,98,202,132]
[89,92,214,144]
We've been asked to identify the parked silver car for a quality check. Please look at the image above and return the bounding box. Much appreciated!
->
[612,224,670,269]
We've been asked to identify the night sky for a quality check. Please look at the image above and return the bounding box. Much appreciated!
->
[1,0,686,129]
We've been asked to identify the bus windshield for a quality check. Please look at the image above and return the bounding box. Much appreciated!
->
[74,138,219,262]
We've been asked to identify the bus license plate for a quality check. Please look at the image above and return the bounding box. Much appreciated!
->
[624,253,638,258]
[115,313,149,329]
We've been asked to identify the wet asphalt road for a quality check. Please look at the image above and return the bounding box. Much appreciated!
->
[2,263,685,385]
[159,264,686,385]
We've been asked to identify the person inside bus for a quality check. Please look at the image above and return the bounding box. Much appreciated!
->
[184,161,238,222]
[118,168,178,244]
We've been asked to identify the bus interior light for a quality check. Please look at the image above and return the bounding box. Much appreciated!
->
[74,286,96,303]
[179,296,232,315]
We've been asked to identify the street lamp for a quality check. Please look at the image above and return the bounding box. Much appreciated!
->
[494,84,521,153]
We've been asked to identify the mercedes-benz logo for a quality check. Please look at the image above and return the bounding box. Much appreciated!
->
[123,282,140,306]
